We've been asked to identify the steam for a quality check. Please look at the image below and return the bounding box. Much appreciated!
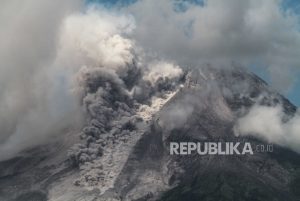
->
[235,105,300,153]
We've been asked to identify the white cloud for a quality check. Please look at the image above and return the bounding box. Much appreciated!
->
[125,0,300,92]
[235,105,300,153]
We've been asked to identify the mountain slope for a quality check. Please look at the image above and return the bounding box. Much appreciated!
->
[0,66,299,201]
[110,67,300,201]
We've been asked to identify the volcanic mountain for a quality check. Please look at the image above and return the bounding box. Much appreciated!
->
[0,66,299,201]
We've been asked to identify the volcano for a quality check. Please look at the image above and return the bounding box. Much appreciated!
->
[0,66,299,201]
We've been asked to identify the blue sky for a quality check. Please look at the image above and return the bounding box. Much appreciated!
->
[248,65,300,106]
[86,0,300,106]
[249,0,300,106]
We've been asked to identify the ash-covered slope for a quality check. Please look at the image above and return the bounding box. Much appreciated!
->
[0,59,184,201]
[109,67,300,201]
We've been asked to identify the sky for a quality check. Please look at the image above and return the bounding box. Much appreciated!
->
[85,0,300,106]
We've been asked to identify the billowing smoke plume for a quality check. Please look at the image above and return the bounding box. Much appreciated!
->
[0,1,184,161]
[143,61,183,85]
[0,2,138,160]
[0,0,83,160]
[235,105,300,153]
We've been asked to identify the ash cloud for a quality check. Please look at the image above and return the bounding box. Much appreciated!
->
[1,0,300,161]
[143,61,183,85]
[0,1,185,161]
[0,3,137,160]
[0,0,83,160]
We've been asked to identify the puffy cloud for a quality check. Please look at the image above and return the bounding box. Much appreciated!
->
[235,105,300,153]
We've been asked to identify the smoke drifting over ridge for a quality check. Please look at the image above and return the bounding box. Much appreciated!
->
[235,105,300,153]
[1,0,300,160]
